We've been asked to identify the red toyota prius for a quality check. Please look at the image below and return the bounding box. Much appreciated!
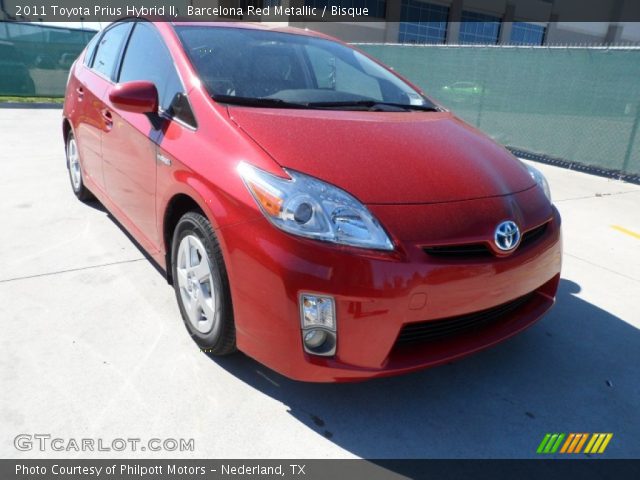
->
[62,21,562,382]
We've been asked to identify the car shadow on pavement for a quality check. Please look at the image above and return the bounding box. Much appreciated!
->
[92,199,169,280]
[84,199,107,213]
[208,278,640,459]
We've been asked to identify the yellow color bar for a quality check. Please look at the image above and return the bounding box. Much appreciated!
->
[584,434,599,454]
[592,434,607,453]
[611,225,640,240]
[598,434,613,453]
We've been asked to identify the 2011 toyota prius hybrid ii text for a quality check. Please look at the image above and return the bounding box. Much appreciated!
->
[62,21,562,382]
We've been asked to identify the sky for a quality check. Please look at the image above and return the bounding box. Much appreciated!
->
[31,21,108,31]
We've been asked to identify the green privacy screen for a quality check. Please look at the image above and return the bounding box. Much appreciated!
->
[0,22,96,96]
[0,23,638,177]
[358,44,640,177]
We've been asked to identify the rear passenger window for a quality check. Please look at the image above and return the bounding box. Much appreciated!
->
[83,32,100,66]
[91,23,130,79]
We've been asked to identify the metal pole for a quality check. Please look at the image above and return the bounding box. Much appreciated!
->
[475,48,490,129]
[622,103,640,174]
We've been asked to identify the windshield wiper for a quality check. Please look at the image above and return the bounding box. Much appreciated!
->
[305,100,440,112]
[212,95,310,109]
[213,95,441,112]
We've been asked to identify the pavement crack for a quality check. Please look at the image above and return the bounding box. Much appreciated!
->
[564,252,640,283]
[0,258,146,284]
[555,190,640,203]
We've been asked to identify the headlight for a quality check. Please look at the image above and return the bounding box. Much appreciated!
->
[238,162,394,251]
[526,164,551,203]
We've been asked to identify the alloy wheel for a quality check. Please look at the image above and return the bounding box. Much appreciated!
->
[67,137,81,191]
[176,234,217,334]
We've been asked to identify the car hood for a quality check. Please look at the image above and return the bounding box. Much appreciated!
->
[228,107,535,204]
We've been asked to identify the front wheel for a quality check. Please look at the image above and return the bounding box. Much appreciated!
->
[66,133,93,201]
[171,212,236,355]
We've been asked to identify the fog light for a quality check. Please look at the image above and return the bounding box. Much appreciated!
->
[300,294,336,356]
[304,329,327,349]
[301,328,336,356]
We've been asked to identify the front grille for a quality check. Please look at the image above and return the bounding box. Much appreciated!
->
[395,293,533,346]
[423,222,550,258]
[519,222,548,249]
[423,243,491,257]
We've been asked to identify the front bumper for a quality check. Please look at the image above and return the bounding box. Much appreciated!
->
[218,189,562,382]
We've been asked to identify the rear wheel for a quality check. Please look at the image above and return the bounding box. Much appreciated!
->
[66,133,93,201]
[171,212,236,355]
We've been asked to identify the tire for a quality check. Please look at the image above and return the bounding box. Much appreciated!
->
[66,132,93,201]
[171,212,236,355]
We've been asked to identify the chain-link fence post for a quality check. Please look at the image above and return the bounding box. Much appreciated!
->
[622,103,640,173]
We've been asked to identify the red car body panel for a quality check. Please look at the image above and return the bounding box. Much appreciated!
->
[63,22,562,382]
[228,107,536,204]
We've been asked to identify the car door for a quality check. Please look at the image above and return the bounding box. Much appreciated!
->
[73,24,130,193]
[101,22,191,253]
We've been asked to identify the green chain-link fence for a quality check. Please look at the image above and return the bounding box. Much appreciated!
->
[359,44,640,177]
[0,22,96,96]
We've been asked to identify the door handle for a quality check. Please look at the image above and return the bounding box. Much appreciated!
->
[76,86,84,101]
[101,109,113,130]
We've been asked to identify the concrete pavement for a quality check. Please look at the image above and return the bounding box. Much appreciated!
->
[1,109,639,459]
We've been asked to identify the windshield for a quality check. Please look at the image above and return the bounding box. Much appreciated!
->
[175,26,434,110]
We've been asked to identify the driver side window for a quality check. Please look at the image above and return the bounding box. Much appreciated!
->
[118,23,196,127]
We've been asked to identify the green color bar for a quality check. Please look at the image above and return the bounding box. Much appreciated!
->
[551,433,566,453]
[544,434,559,454]
[537,434,552,454]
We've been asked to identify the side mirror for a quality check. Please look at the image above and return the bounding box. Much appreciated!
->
[109,80,158,114]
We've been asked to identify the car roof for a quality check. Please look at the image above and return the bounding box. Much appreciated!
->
[104,19,340,45]
[168,21,335,41]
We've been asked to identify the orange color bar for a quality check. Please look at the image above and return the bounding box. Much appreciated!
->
[567,434,582,453]
[560,434,575,453]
